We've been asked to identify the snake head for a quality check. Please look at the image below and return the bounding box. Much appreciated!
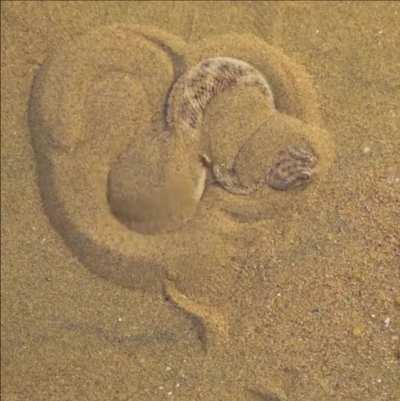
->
[266,145,318,191]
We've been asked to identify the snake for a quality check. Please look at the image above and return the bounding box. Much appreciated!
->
[107,54,318,232]
[165,56,318,196]
[31,25,318,234]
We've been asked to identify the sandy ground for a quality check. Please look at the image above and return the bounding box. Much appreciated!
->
[2,2,400,401]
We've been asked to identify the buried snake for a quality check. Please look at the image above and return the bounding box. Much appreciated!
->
[108,54,319,234]
[165,56,318,196]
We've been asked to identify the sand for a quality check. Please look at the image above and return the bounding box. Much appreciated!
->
[1,2,399,401]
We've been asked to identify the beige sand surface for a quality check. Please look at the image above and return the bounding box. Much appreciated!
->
[2,2,399,400]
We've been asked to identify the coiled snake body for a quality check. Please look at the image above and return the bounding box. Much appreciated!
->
[166,56,317,195]
[167,56,317,196]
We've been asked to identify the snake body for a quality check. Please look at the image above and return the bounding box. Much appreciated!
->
[107,55,318,232]
[165,56,317,197]
[167,57,275,133]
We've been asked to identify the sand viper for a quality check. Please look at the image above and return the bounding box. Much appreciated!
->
[166,56,318,196]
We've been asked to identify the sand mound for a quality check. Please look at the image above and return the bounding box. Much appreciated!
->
[29,23,335,307]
